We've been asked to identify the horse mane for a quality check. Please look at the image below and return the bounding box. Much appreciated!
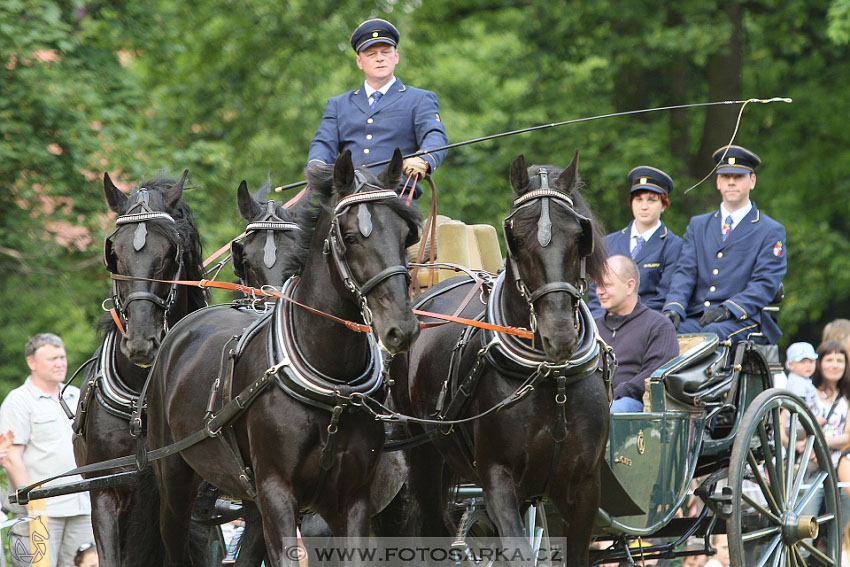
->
[284,163,422,276]
[524,165,607,285]
[123,173,209,310]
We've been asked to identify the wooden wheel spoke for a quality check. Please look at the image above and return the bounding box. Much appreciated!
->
[747,449,782,516]
[785,412,801,505]
[768,406,786,502]
[741,523,781,543]
[794,471,827,515]
[754,534,782,567]
[800,538,837,566]
[790,435,816,509]
[791,545,806,567]
[742,492,781,524]
[757,418,784,508]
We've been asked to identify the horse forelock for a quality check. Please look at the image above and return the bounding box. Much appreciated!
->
[117,173,208,309]
[516,164,606,283]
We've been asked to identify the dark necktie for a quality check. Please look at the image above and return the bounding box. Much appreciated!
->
[722,215,733,241]
[631,235,645,260]
[370,91,383,108]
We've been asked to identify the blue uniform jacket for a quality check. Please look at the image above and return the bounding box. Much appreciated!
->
[307,79,448,198]
[663,203,787,343]
[587,221,683,317]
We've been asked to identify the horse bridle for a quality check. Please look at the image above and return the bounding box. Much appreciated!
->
[502,169,594,334]
[324,171,412,325]
[102,189,184,331]
[245,201,300,269]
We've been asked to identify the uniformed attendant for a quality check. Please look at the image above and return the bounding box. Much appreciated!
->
[663,145,787,344]
[588,166,683,317]
[307,18,448,199]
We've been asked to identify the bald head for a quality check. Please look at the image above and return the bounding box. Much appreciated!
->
[606,255,640,288]
[597,255,640,316]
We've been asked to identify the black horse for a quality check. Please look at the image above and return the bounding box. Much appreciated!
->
[146,150,421,566]
[72,171,210,567]
[231,177,301,290]
[391,153,610,566]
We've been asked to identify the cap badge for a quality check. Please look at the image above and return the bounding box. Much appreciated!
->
[640,177,647,185]
[372,31,379,38]
[728,157,736,165]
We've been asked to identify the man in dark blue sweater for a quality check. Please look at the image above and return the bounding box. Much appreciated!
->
[595,255,680,412]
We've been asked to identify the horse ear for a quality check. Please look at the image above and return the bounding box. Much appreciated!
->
[509,155,529,195]
[237,180,263,221]
[556,150,580,191]
[164,169,189,208]
[333,151,356,197]
[378,148,404,190]
[103,172,128,214]
[231,240,245,280]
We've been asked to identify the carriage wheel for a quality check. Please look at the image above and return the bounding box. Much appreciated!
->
[728,389,840,567]
[524,502,561,567]
[451,499,497,567]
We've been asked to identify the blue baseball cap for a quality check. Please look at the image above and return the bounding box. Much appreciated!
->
[627,166,674,196]
[786,342,818,363]
[350,19,399,53]
[713,145,761,175]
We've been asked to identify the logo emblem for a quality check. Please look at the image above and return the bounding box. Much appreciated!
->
[729,157,736,165]
[773,241,783,257]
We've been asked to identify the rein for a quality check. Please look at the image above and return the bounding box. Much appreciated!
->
[108,273,533,339]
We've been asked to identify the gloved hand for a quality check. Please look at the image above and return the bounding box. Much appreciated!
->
[699,305,732,326]
[403,157,429,180]
[663,310,681,330]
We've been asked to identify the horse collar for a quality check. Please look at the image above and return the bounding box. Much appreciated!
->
[269,277,386,411]
[484,272,601,376]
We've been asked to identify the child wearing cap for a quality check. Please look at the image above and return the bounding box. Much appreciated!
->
[785,341,819,412]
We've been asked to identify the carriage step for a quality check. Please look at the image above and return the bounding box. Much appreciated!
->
[708,486,734,518]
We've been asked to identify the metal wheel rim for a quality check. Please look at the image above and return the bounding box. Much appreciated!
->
[728,389,840,567]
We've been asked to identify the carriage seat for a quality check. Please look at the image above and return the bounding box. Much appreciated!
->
[658,333,732,406]
[407,216,503,287]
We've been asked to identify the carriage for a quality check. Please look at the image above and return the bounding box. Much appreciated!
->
[445,331,840,567]
[9,152,836,567]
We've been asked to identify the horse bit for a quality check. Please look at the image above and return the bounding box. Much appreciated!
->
[502,169,593,336]
[324,171,412,326]
[102,189,184,332]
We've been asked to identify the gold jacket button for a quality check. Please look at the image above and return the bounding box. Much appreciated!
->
[366,134,372,140]
[367,118,374,124]
[363,148,370,154]
[717,252,723,258]
[704,301,711,307]
[713,269,719,275]
[710,286,716,292]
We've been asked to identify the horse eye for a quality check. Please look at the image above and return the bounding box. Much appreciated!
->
[343,233,359,245]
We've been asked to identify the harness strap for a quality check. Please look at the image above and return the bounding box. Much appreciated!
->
[13,361,281,505]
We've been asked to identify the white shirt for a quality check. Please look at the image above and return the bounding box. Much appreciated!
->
[720,200,753,234]
[629,221,661,253]
[0,378,90,517]
[364,77,396,106]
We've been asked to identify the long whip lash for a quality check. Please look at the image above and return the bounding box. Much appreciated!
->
[275,97,791,193]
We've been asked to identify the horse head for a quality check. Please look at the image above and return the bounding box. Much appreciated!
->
[103,170,206,366]
[231,178,301,288]
[504,152,607,361]
[306,149,422,355]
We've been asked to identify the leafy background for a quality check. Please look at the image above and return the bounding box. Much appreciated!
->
[2,0,850,398]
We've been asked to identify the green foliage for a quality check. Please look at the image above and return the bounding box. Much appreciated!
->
[3,0,850,400]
